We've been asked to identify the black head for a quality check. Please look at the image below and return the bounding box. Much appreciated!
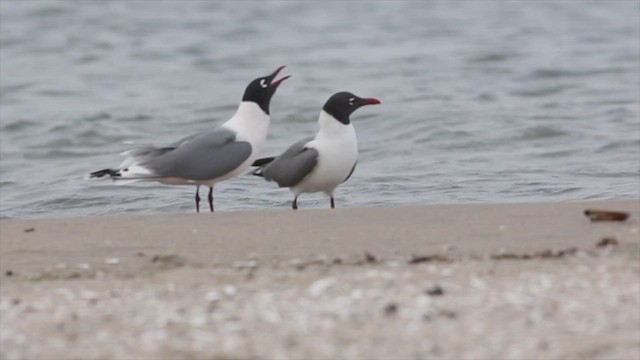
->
[242,65,291,115]
[322,91,381,125]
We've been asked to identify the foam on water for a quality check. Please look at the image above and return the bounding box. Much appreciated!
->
[0,1,639,218]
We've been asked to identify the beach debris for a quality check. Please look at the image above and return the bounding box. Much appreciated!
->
[383,302,399,316]
[223,285,237,297]
[408,254,451,264]
[4,270,13,277]
[425,285,445,296]
[105,258,120,265]
[205,290,221,302]
[233,260,258,270]
[30,269,83,282]
[424,309,458,321]
[307,277,335,297]
[584,209,629,222]
[441,244,455,252]
[438,309,457,319]
[490,247,578,260]
[80,290,99,302]
[364,251,377,263]
[246,270,255,280]
[596,237,619,248]
[76,263,91,270]
[136,251,145,257]
[284,257,328,270]
[289,258,307,270]
[150,254,186,268]
[23,227,35,233]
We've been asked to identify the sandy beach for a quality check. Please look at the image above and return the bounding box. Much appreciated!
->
[1,200,639,359]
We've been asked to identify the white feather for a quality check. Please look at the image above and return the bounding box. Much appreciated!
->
[291,110,358,196]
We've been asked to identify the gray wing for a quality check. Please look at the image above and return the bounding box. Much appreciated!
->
[260,137,318,188]
[142,127,252,181]
[167,133,198,148]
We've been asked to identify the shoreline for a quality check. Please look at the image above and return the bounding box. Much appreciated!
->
[1,199,638,275]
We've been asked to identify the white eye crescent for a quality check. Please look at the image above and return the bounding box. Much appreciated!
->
[348,97,355,106]
[260,79,268,88]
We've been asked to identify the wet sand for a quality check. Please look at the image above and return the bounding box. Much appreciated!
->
[1,200,639,359]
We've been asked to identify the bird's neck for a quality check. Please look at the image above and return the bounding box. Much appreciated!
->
[315,110,355,141]
[223,102,271,146]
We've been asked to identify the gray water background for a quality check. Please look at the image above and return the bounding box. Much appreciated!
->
[1,1,639,219]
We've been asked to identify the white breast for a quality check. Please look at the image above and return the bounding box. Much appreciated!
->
[207,102,271,185]
[222,102,271,149]
[292,111,358,196]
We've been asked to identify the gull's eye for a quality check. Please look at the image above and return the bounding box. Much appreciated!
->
[260,79,268,88]
[348,97,355,106]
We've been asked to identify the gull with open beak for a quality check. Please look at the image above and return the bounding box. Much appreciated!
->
[90,66,291,212]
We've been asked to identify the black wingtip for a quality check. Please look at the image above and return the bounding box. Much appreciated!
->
[89,168,120,178]
[252,157,275,167]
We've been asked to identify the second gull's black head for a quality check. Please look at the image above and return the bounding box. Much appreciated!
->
[322,91,381,125]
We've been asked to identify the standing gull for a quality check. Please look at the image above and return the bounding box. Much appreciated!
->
[90,66,291,212]
[251,91,380,209]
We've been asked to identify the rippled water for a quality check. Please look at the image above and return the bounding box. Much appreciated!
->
[1,1,639,218]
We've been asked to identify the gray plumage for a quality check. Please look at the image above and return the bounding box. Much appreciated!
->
[89,65,291,213]
[140,127,252,181]
[255,137,318,187]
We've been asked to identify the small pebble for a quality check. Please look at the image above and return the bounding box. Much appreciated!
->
[408,254,451,264]
[596,237,618,247]
[105,258,120,265]
[441,244,454,252]
[438,309,457,319]
[364,251,377,263]
[205,290,221,302]
[425,285,445,296]
[384,302,398,316]
[290,258,306,270]
[307,278,335,297]
[223,285,237,296]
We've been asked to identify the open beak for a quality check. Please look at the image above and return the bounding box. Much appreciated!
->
[269,65,291,88]
[360,97,381,106]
